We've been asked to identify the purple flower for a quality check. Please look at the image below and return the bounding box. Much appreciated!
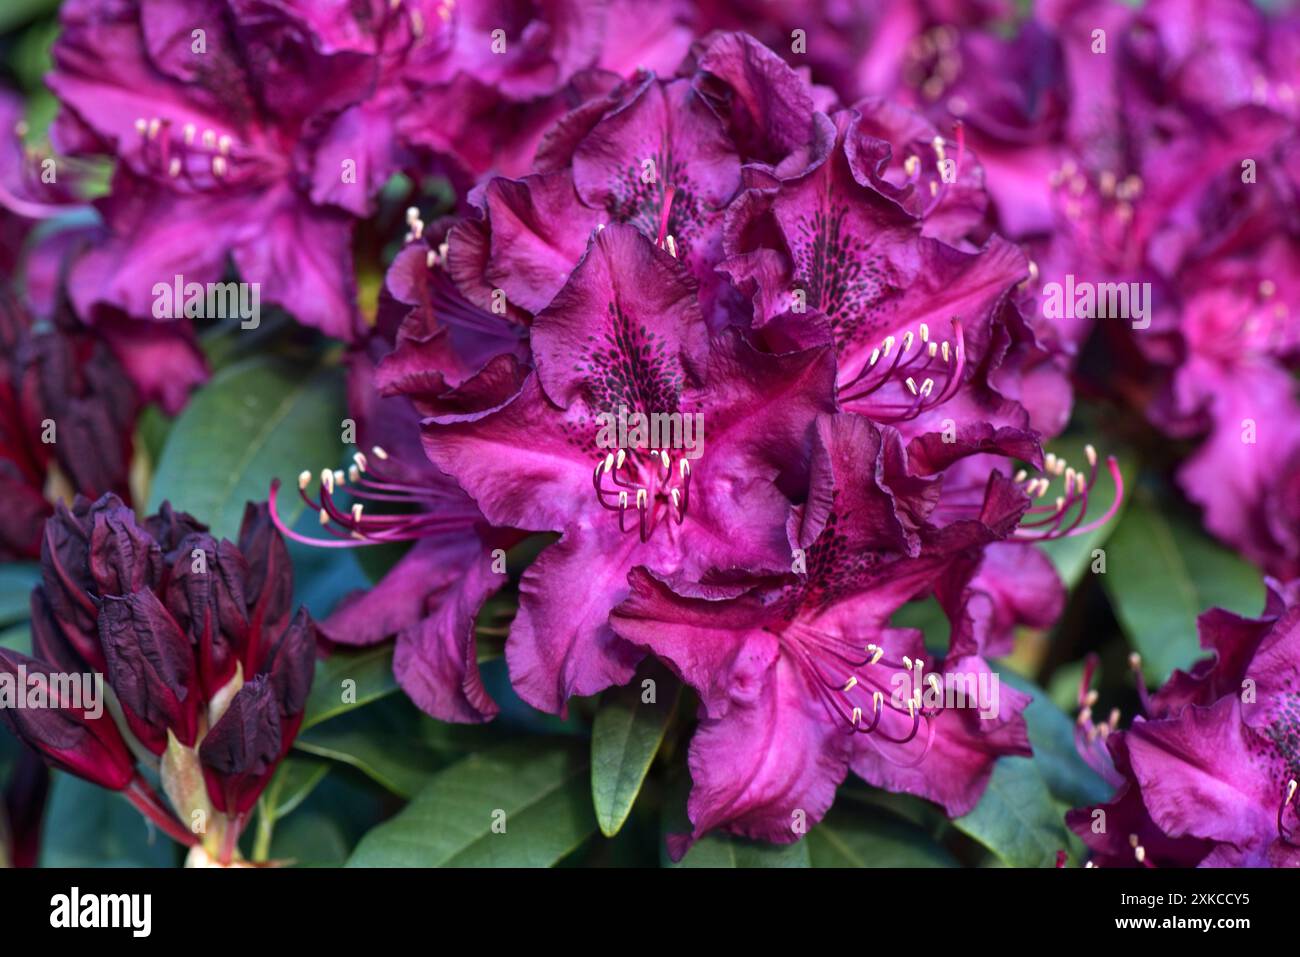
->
[1069,580,1300,867]
[690,0,1013,105]
[609,412,1034,855]
[47,0,412,339]
[0,494,316,864]
[423,223,838,713]
[720,103,1071,434]
[269,308,520,724]
[441,31,832,332]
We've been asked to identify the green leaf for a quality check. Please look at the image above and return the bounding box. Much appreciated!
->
[670,832,811,867]
[299,645,399,731]
[954,756,1070,868]
[0,625,31,656]
[346,739,596,867]
[1004,671,1113,807]
[146,354,345,540]
[39,773,179,867]
[266,758,331,819]
[294,701,452,799]
[265,773,388,868]
[591,660,680,836]
[0,0,59,36]
[251,757,331,862]
[0,564,39,629]
[807,804,957,867]
[1100,491,1265,684]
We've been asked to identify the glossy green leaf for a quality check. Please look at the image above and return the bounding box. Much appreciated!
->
[591,660,679,836]
[954,756,1070,868]
[1004,671,1113,807]
[1100,491,1265,684]
[0,564,39,629]
[39,773,179,867]
[300,645,399,731]
[294,702,448,799]
[807,804,957,867]
[347,739,595,867]
[670,832,811,868]
[147,355,345,540]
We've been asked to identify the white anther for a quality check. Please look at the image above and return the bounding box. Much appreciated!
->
[298,470,312,490]
[372,446,389,460]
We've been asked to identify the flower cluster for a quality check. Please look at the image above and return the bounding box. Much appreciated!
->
[1069,580,1300,867]
[1,0,1297,870]
[269,27,1124,855]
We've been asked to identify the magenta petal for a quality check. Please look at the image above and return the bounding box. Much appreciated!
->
[850,654,1032,817]
[1126,698,1277,849]
[505,527,644,715]
[391,549,502,724]
[674,650,850,857]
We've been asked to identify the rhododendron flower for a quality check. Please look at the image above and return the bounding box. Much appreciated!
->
[47,0,408,338]
[268,297,520,723]
[610,412,1035,854]
[1069,581,1300,867]
[0,494,315,865]
[425,223,838,712]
